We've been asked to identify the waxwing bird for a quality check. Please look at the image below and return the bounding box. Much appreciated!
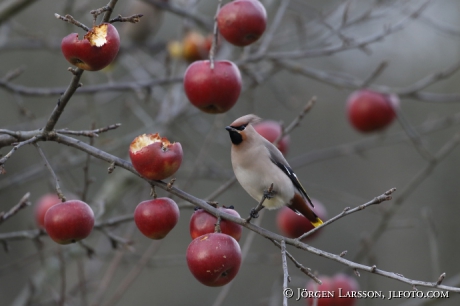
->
[226,114,323,227]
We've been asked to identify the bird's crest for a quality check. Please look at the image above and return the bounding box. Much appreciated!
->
[230,114,262,128]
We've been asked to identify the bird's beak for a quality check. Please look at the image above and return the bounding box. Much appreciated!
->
[226,126,238,133]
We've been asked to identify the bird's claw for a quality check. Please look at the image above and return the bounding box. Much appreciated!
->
[249,208,259,219]
[263,189,276,199]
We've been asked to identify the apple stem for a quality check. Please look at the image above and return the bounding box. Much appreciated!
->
[214,216,222,233]
[34,143,67,202]
[209,0,223,70]
[150,186,158,199]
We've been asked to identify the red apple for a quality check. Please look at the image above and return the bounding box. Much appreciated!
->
[61,23,120,71]
[182,31,213,62]
[306,276,334,306]
[306,274,359,306]
[34,193,61,229]
[129,133,183,181]
[331,274,360,306]
[186,233,242,286]
[276,199,327,240]
[254,120,290,155]
[44,200,94,244]
[189,207,242,241]
[183,60,242,114]
[134,197,180,239]
[217,0,267,47]
[346,89,399,133]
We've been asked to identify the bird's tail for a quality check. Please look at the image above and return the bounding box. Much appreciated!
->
[289,193,323,227]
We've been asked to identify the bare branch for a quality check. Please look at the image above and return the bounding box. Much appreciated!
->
[56,123,121,138]
[0,192,31,226]
[0,135,41,169]
[280,240,289,306]
[26,133,459,292]
[109,14,143,24]
[54,14,90,32]
[43,69,84,133]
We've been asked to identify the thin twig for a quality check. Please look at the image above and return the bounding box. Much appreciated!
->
[275,96,316,145]
[109,14,143,24]
[421,208,440,280]
[81,125,95,202]
[0,192,31,225]
[360,61,388,88]
[297,188,396,240]
[393,106,434,161]
[2,66,26,82]
[34,143,66,201]
[97,227,133,249]
[56,124,121,138]
[55,13,90,32]
[0,76,182,97]
[0,135,41,168]
[256,0,290,56]
[272,239,321,284]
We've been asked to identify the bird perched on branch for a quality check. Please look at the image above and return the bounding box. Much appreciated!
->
[226,114,323,227]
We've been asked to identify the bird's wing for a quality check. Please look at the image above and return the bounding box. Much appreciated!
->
[265,140,314,207]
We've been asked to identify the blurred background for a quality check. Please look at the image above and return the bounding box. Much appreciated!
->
[1,0,460,305]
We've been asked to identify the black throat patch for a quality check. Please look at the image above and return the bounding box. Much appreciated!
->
[228,130,243,145]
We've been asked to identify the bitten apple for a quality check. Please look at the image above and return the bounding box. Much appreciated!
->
[186,233,242,287]
[254,120,290,155]
[183,60,242,114]
[276,199,327,240]
[34,193,61,229]
[44,200,94,244]
[190,207,242,241]
[346,89,399,133]
[217,0,267,46]
[306,273,359,306]
[134,197,180,239]
[129,133,183,180]
[61,23,120,71]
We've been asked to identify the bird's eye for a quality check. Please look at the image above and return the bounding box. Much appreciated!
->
[234,124,247,131]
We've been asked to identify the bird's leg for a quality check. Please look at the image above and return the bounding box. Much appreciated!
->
[246,183,274,222]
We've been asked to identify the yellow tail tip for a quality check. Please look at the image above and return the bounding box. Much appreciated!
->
[311,218,323,228]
